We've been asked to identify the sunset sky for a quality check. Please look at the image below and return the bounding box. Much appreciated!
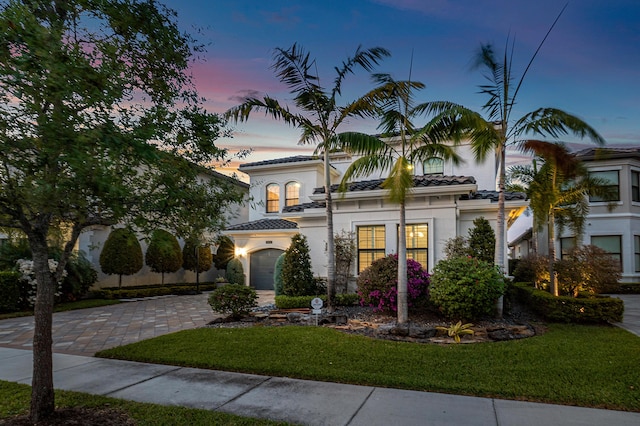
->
[161,0,640,176]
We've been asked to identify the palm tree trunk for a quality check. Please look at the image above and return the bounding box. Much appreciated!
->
[494,146,506,318]
[397,201,408,323]
[548,210,558,296]
[324,149,336,313]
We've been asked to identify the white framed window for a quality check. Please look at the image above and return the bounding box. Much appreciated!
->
[357,225,386,273]
[285,181,300,206]
[589,170,619,202]
[266,183,280,213]
[423,158,444,175]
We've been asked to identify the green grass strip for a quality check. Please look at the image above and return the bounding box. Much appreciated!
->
[98,324,640,412]
[0,380,290,425]
[0,299,120,320]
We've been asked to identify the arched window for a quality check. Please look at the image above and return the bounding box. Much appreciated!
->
[285,181,300,206]
[266,183,280,213]
[423,158,444,175]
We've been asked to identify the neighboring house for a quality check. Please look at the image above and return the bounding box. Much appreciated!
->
[226,140,528,290]
[508,146,640,284]
[78,169,250,288]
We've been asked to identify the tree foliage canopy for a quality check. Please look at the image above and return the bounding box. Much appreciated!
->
[182,239,213,273]
[99,228,143,286]
[145,229,182,277]
[0,1,244,420]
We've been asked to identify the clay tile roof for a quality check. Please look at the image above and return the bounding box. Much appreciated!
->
[226,219,298,231]
[239,155,317,169]
[574,147,640,161]
[460,190,527,202]
[282,201,326,213]
[313,175,476,194]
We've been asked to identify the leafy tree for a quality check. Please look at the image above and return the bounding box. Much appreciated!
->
[225,43,389,311]
[145,230,182,285]
[212,235,235,271]
[99,228,143,288]
[281,234,315,296]
[338,74,462,323]
[468,217,495,263]
[334,231,356,294]
[226,257,245,286]
[0,2,243,419]
[182,239,212,291]
[439,8,605,312]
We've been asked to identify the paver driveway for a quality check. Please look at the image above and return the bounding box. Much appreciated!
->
[0,291,274,356]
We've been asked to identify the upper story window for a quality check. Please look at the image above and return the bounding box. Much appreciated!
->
[285,181,300,207]
[423,158,444,175]
[589,170,620,202]
[266,183,280,213]
[632,171,640,202]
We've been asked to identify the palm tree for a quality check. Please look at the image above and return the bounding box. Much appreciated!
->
[440,8,606,312]
[515,141,616,296]
[338,74,462,323]
[225,44,390,311]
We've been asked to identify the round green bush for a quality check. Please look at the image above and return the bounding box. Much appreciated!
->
[429,257,504,320]
[226,258,245,286]
[208,284,257,319]
[356,254,429,313]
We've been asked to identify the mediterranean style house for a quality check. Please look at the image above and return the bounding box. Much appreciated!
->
[508,146,640,284]
[226,140,528,290]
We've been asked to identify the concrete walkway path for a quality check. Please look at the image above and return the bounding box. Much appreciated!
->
[1,346,638,426]
[611,294,640,337]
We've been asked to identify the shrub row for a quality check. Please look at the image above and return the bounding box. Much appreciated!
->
[512,282,623,323]
[92,283,218,299]
[275,293,360,309]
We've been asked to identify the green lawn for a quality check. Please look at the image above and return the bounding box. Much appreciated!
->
[98,324,640,412]
[0,299,120,320]
[0,380,289,425]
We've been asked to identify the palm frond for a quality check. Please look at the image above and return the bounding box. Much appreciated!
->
[339,153,395,191]
[382,157,414,204]
[515,108,606,145]
[331,46,390,98]
[271,43,321,97]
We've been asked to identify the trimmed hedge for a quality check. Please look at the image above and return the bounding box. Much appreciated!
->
[275,293,360,309]
[512,282,624,323]
[0,271,21,313]
[92,283,218,299]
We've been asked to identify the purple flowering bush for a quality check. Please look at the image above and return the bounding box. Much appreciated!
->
[356,255,430,312]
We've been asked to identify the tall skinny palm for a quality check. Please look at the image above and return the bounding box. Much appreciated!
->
[448,8,605,289]
[225,44,390,311]
[519,141,616,296]
[338,74,462,323]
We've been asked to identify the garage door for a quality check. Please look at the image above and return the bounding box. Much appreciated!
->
[250,249,284,290]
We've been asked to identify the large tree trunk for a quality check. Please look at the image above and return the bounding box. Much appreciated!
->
[397,202,408,323]
[29,234,55,423]
[324,149,336,313]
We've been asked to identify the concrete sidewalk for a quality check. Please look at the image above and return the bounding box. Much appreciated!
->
[1,346,638,426]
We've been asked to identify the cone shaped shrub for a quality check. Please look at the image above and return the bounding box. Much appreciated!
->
[100,228,143,287]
